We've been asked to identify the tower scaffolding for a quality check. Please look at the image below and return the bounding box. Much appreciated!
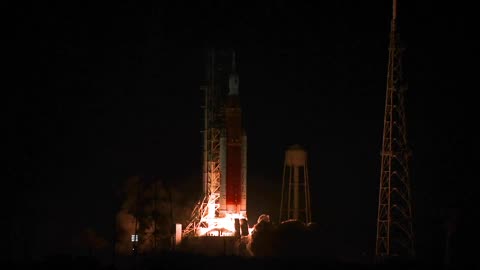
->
[375,0,415,262]
[184,49,223,237]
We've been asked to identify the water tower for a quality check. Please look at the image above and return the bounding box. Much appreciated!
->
[279,144,311,224]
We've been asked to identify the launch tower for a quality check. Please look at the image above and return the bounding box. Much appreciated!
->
[375,0,415,261]
[184,49,248,238]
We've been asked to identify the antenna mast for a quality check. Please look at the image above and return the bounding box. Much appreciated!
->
[375,0,415,261]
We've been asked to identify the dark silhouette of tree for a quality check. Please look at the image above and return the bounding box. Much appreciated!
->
[248,214,275,256]
[273,219,309,257]
[115,176,194,255]
[75,228,108,257]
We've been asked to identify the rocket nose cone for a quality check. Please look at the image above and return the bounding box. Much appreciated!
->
[229,74,239,95]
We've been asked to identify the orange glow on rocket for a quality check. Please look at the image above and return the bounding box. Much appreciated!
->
[225,91,243,211]
[219,51,247,218]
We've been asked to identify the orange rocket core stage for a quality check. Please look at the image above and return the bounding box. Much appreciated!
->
[225,95,243,210]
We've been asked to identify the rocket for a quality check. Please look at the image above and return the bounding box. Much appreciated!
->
[219,52,247,217]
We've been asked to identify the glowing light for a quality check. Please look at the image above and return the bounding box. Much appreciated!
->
[184,193,251,238]
[131,234,138,242]
[196,199,249,237]
[175,224,182,245]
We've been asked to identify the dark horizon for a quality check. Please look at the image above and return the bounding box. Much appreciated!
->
[5,0,473,265]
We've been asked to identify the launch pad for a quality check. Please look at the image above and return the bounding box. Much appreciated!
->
[188,193,251,238]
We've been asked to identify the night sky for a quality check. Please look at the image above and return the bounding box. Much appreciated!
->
[6,0,473,264]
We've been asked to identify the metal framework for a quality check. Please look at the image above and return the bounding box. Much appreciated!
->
[184,49,224,237]
[279,145,311,224]
[375,0,415,261]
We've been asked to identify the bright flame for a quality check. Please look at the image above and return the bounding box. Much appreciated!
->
[198,213,246,236]
[196,198,250,237]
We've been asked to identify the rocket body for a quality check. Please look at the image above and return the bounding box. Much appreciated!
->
[225,96,246,214]
[219,54,247,217]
